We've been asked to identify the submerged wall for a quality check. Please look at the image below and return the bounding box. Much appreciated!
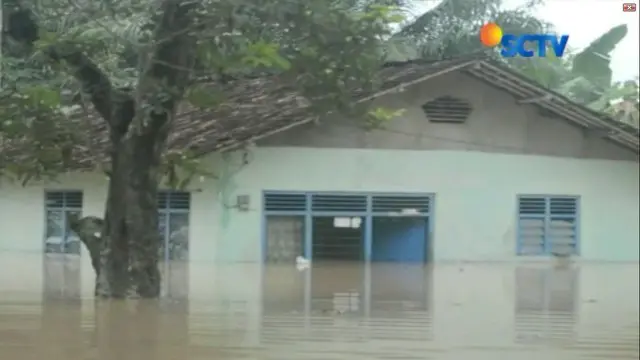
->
[1,148,636,265]
[205,148,639,263]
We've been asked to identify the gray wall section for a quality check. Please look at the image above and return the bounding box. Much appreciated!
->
[258,71,638,162]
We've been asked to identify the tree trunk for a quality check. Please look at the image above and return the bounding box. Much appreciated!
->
[95,128,165,298]
[5,0,195,299]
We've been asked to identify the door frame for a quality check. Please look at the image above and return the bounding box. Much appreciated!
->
[262,191,436,263]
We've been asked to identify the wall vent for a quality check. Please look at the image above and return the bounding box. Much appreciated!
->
[422,96,472,123]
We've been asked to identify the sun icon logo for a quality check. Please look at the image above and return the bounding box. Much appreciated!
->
[479,23,503,47]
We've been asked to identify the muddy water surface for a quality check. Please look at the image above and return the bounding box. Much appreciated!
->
[0,255,638,360]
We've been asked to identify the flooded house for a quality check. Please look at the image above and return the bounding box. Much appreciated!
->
[1,54,638,359]
[0,54,638,289]
[1,54,637,266]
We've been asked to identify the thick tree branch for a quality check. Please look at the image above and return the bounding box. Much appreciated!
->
[134,0,198,133]
[3,0,126,129]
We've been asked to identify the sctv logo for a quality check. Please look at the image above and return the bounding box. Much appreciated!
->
[479,23,569,58]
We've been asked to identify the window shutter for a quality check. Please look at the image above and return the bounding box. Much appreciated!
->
[517,196,578,256]
[548,197,578,256]
[264,193,307,212]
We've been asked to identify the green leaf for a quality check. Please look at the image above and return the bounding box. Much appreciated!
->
[366,107,405,128]
[572,24,628,88]
[241,41,291,70]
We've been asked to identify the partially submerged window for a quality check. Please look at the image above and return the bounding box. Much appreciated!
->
[516,196,579,256]
[43,190,83,299]
[421,96,472,123]
[44,191,83,254]
[263,192,307,264]
[158,191,191,261]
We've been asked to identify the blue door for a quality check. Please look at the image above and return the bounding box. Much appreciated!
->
[371,217,427,262]
[370,194,432,263]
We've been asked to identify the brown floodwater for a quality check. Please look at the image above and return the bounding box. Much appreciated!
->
[0,254,638,360]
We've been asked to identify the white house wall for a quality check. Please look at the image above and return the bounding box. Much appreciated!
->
[1,148,635,263]
[204,148,639,263]
[0,173,106,298]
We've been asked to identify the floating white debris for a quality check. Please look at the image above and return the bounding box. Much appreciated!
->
[45,237,64,245]
[295,256,310,271]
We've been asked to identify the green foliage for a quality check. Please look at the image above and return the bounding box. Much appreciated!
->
[535,24,637,125]
[159,150,217,190]
[572,24,628,89]
[1,0,406,186]
[366,107,406,128]
[0,54,81,183]
[590,78,639,127]
[241,41,291,70]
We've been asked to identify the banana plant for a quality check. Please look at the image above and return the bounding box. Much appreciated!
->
[572,24,628,90]
[510,24,629,98]
[385,1,637,127]
[554,24,629,107]
[561,24,637,126]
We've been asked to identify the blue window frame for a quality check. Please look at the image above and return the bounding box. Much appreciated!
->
[262,191,435,262]
[157,191,190,261]
[516,195,580,256]
[44,191,83,254]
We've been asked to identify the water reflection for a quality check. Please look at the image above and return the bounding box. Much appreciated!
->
[0,256,638,360]
[43,254,81,299]
[515,266,578,345]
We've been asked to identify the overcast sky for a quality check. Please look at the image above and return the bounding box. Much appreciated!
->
[413,0,640,81]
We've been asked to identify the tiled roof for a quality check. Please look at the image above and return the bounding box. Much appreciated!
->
[2,52,638,169]
[166,54,482,155]
[169,52,639,154]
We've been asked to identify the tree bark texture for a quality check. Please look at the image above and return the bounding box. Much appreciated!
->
[96,126,164,298]
[68,120,165,299]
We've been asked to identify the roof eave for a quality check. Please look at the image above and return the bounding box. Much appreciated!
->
[463,60,639,153]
